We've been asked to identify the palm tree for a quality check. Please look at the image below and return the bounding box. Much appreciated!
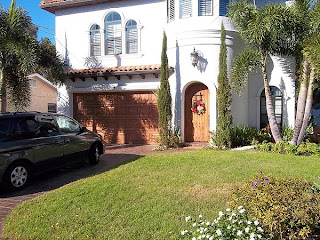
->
[290,0,320,145]
[228,1,297,142]
[0,0,38,112]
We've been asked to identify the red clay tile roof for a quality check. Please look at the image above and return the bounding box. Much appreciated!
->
[40,0,65,5]
[68,65,173,75]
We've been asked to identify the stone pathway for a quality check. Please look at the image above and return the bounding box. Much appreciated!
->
[0,144,202,236]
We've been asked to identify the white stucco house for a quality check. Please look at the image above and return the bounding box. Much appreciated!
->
[40,0,296,144]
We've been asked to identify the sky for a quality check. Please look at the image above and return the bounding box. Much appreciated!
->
[1,0,55,43]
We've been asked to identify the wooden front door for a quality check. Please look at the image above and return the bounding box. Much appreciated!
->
[185,83,210,142]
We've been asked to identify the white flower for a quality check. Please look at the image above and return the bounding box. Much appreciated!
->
[226,208,231,212]
[254,220,259,226]
[206,222,210,226]
[250,233,256,238]
[181,230,188,235]
[257,234,262,239]
[245,227,250,233]
[239,220,243,224]
[214,219,218,224]
[219,211,224,217]
[192,238,196,240]
[247,221,252,225]
[237,230,243,236]
[257,227,263,232]
[250,237,255,240]
[206,234,210,239]
[238,206,243,210]
[199,214,203,218]
[216,229,222,236]
[192,223,197,227]
[186,216,191,222]
[228,216,233,221]
[227,226,231,230]
[239,209,245,214]
[232,220,237,223]
[232,213,237,217]
[209,237,214,240]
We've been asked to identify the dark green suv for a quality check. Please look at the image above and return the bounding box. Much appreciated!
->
[0,112,104,190]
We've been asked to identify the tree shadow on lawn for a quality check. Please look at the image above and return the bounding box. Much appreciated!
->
[0,153,143,198]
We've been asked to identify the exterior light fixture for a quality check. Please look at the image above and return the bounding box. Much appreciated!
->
[190,48,199,67]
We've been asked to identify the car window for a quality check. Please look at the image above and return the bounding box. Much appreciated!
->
[55,115,80,134]
[12,117,39,139]
[0,118,12,141]
[37,122,60,138]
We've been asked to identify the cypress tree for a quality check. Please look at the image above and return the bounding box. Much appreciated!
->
[157,31,172,146]
[216,23,232,148]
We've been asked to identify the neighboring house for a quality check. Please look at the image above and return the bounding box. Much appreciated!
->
[6,73,57,113]
[40,0,296,144]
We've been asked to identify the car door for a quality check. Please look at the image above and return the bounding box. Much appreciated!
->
[55,115,89,164]
[12,115,64,172]
[30,115,65,171]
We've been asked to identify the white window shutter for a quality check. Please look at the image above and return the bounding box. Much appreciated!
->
[168,0,175,22]
[126,25,138,54]
[90,25,101,57]
[180,0,192,18]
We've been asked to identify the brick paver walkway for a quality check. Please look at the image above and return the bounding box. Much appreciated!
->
[0,144,202,236]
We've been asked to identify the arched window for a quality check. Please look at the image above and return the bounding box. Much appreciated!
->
[90,24,101,56]
[126,20,138,54]
[199,0,212,16]
[105,12,122,55]
[260,86,283,129]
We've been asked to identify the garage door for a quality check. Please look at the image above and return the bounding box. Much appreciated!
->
[73,92,159,144]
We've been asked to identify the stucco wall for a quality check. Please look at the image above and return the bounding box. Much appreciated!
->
[53,0,296,139]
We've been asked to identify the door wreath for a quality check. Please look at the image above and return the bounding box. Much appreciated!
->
[191,93,205,115]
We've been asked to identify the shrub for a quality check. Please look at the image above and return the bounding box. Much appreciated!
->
[230,172,320,239]
[181,207,268,240]
[281,126,294,141]
[229,125,259,148]
[256,141,320,156]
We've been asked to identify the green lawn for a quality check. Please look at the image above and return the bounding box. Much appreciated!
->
[3,149,320,240]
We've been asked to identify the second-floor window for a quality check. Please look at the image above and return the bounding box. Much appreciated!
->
[180,0,192,18]
[219,0,230,16]
[90,24,101,56]
[126,20,138,54]
[199,0,213,16]
[105,12,122,55]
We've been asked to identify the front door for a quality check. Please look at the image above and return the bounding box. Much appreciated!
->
[185,83,210,142]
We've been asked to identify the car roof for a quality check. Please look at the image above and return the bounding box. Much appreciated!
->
[0,112,53,119]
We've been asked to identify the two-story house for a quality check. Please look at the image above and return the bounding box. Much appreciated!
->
[40,0,296,144]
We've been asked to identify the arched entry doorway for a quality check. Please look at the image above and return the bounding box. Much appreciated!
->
[184,82,210,142]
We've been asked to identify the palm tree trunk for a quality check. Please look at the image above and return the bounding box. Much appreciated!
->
[262,54,282,142]
[0,69,7,113]
[291,58,308,145]
[297,66,315,145]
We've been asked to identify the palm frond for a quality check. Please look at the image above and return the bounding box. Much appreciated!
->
[231,49,261,95]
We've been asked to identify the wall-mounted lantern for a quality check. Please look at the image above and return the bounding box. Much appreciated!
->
[190,48,200,67]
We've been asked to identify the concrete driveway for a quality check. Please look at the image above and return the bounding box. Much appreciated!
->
[0,144,201,236]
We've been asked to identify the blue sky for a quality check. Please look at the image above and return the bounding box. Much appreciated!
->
[1,0,55,43]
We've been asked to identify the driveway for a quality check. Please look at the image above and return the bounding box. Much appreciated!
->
[0,144,202,236]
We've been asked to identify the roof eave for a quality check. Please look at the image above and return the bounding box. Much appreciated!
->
[40,0,127,14]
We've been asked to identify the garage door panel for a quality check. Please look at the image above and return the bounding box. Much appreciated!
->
[73,92,159,144]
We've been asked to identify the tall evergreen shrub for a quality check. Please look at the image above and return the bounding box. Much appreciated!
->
[157,31,172,146]
[216,24,232,148]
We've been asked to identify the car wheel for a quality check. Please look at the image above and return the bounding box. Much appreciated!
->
[88,143,100,165]
[3,161,30,190]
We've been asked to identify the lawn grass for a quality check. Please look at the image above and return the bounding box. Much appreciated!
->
[3,149,320,239]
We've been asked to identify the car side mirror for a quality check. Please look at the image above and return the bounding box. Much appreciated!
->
[80,126,87,133]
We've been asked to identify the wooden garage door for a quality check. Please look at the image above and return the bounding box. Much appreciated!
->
[73,92,159,144]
